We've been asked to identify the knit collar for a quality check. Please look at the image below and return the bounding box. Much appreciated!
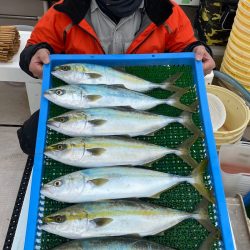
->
[91,0,144,13]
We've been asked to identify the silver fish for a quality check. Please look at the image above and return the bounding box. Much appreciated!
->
[41,199,215,239]
[52,63,185,93]
[44,84,196,112]
[41,160,214,203]
[51,237,172,250]
[47,108,201,137]
[44,136,198,169]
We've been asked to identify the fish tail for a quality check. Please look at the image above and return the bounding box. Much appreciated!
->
[179,111,204,137]
[190,159,215,203]
[177,134,199,169]
[198,231,221,250]
[193,199,220,237]
[165,93,198,113]
[161,72,188,94]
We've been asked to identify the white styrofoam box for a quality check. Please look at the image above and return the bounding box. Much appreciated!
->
[205,70,214,85]
[219,142,250,197]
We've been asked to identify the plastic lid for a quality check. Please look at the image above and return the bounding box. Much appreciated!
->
[207,93,227,131]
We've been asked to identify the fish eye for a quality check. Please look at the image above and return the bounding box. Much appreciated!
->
[54,116,68,123]
[57,144,66,151]
[54,215,66,223]
[61,65,70,71]
[60,117,66,122]
[54,180,62,187]
[55,89,65,96]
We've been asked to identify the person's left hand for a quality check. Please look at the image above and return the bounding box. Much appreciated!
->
[193,45,216,75]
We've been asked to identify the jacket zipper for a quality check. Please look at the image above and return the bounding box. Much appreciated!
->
[77,20,157,55]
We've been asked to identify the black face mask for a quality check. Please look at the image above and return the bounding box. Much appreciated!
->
[96,0,143,18]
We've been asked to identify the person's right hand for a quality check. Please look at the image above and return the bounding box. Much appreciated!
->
[29,48,50,79]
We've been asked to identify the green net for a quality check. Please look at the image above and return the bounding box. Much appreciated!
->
[37,65,222,250]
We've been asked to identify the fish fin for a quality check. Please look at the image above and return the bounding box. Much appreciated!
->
[92,218,113,227]
[162,72,188,94]
[150,190,165,199]
[85,72,102,78]
[88,178,109,186]
[178,151,198,169]
[198,231,221,250]
[179,111,204,137]
[87,148,106,156]
[114,106,136,111]
[155,231,165,236]
[88,119,106,126]
[124,234,141,238]
[147,132,155,136]
[191,159,215,203]
[86,95,102,102]
[166,72,183,83]
[144,163,153,168]
[177,134,199,169]
[121,134,133,138]
[165,92,197,113]
[114,84,127,88]
[171,101,196,113]
[194,199,218,234]
[190,99,199,111]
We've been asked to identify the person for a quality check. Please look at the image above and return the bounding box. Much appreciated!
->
[18,0,215,155]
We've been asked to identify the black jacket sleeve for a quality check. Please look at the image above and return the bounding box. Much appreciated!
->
[19,42,54,78]
[183,41,213,57]
[17,110,40,155]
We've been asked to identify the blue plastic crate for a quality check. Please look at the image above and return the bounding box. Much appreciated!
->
[24,53,234,250]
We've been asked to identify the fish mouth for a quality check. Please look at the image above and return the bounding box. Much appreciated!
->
[45,145,54,153]
[43,216,53,224]
[39,223,57,235]
[41,184,53,196]
[53,66,60,71]
[44,90,52,100]
[51,71,64,80]
[39,224,48,231]
[44,150,50,157]
[47,119,61,129]
[44,146,56,158]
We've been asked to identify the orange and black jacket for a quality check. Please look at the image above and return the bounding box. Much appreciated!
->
[20,0,212,77]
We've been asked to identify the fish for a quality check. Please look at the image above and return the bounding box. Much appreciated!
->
[44,84,196,112]
[41,160,214,203]
[47,108,201,137]
[41,199,216,239]
[51,237,173,250]
[44,136,198,169]
[51,63,186,93]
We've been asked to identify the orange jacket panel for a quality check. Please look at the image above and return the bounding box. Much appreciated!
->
[27,1,197,55]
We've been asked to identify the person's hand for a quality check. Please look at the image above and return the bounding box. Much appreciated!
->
[29,48,50,79]
[193,45,216,75]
